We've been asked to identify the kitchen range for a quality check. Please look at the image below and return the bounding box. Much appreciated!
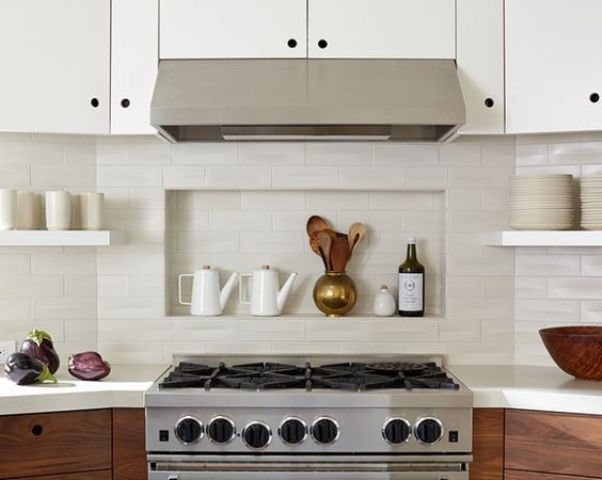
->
[145,355,472,480]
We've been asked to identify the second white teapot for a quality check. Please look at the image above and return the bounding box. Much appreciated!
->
[240,265,297,316]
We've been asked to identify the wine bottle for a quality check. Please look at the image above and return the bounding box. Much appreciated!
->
[398,237,425,317]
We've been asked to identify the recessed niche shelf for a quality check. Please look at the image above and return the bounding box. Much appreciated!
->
[483,230,602,247]
[0,230,125,246]
[168,313,445,322]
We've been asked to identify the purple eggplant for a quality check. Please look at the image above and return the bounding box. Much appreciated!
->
[20,329,60,374]
[4,352,57,385]
[68,351,111,381]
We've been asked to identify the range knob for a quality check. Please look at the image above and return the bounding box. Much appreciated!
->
[242,421,272,450]
[311,417,339,445]
[206,416,236,444]
[382,418,412,445]
[415,417,443,445]
[174,416,203,445]
[279,417,308,445]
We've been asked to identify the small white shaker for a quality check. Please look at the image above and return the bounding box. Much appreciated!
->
[80,192,104,230]
[373,285,396,317]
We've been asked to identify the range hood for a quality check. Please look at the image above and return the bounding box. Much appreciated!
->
[151,59,466,143]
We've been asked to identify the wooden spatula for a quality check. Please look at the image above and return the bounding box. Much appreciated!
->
[331,237,350,273]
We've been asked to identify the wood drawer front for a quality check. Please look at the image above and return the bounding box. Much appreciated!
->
[0,410,111,479]
[471,409,504,480]
[505,410,602,478]
[113,408,147,480]
[16,470,112,480]
[505,470,601,480]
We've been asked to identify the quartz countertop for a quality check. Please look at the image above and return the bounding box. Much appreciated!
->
[0,364,168,415]
[1,363,602,416]
[449,364,602,415]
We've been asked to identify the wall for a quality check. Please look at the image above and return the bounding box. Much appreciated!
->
[514,132,602,365]
[0,133,515,365]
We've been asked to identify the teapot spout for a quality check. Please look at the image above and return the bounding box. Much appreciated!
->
[219,272,240,310]
[276,273,298,313]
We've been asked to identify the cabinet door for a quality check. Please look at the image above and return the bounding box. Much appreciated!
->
[456,0,504,134]
[0,0,110,134]
[160,0,307,59]
[308,0,455,59]
[111,0,158,134]
[113,408,147,480]
[506,0,602,134]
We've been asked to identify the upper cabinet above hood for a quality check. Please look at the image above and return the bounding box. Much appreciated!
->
[151,59,466,143]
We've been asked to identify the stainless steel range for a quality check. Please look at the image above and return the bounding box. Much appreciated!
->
[145,355,473,480]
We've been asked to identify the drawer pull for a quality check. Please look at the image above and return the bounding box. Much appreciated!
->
[31,424,43,436]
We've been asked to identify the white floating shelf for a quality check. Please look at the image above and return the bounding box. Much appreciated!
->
[483,230,602,247]
[0,230,125,246]
[168,313,445,321]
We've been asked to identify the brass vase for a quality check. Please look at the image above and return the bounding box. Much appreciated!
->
[313,272,357,317]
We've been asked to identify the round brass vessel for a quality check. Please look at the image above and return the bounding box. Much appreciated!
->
[313,272,357,317]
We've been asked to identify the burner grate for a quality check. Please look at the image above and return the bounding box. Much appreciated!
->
[159,360,459,391]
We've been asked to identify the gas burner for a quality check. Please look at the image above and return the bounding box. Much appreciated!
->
[158,360,459,391]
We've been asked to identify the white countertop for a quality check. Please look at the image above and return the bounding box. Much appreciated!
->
[0,364,168,415]
[449,365,602,415]
[2,363,602,416]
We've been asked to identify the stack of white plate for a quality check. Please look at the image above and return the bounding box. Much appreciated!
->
[510,175,575,230]
[581,176,602,230]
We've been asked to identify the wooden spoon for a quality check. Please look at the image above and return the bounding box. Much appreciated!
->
[348,222,367,258]
[331,237,350,273]
[317,231,333,271]
[310,229,337,255]
[306,215,330,237]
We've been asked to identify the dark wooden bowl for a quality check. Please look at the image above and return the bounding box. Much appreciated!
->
[540,326,602,380]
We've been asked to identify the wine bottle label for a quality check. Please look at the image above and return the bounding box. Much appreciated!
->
[398,273,424,311]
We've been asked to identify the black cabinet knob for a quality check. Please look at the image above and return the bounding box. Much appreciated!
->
[31,424,43,436]
[484,98,495,108]
[90,98,99,108]
[590,93,600,103]
[318,39,328,49]
[121,98,130,108]
[287,38,298,48]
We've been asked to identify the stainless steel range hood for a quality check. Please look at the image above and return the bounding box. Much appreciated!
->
[151,59,465,143]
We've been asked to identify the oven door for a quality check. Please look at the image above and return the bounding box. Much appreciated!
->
[149,459,469,480]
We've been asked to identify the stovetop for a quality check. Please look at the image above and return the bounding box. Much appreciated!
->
[159,360,459,391]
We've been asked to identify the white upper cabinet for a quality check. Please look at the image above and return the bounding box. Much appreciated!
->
[307,0,455,59]
[0,0,110,134]
[506,0,602,134]
[456,0,505,134]
[111,0,158,134]
[160,0,307,59]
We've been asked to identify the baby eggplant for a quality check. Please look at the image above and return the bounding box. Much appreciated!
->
[68,351,111,381]
[4,352,57,385]
[20,329,60,374]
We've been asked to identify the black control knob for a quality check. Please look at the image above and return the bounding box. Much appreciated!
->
[207,416,235,444]
[242,422,272,450]
[415,417,443,445]
[383,418,411,445]
[311,417,339,445]
[174,416,203,445]
[279,417,307,445]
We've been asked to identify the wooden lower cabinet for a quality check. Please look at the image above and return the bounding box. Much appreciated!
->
[0,408,146,480]
[471,409,505,480]
[505,471,598,480]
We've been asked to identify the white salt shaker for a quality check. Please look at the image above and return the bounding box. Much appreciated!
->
[373,285,396,317]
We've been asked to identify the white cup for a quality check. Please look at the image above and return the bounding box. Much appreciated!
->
[0,190,17,231]
[80,192,104,231]
[17,191,37,230]
[45,191,71,231]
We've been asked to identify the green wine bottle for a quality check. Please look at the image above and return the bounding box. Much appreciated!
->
[398,237,425,317]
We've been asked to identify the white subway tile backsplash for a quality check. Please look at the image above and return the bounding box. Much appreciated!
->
[239,142,305,165]
[306,142,371,165]
[172,143,238,165]
[98,166,162,187]
[163,167,207,188]
[339,166,404,189]
[516,254,580,276]
[373,144,438,166]
[272,166,338,189]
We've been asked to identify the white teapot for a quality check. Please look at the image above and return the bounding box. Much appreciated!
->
[239,265,297,316]
[178,266,239,316]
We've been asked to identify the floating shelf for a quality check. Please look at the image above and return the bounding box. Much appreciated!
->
[483,230,602,247]
[168,313,445,321]
[0,230,125,246]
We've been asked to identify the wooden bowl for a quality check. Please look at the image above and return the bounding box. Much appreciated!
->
[540,326,602,380]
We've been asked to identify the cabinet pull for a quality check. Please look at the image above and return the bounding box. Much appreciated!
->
[31,424,43,436]
[121,98,131,108]
[318,39,328,49]
[287,38,297,49]
[590,93,600,103]
[90,98,99,108]
[484,98,494,108]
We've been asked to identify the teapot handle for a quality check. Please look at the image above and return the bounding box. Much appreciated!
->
[178,274,193,306]
[238,274,253,305]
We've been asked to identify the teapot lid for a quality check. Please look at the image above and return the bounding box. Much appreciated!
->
[202,265,211,270]
[380,285,389,290]
[262,265,271,270]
